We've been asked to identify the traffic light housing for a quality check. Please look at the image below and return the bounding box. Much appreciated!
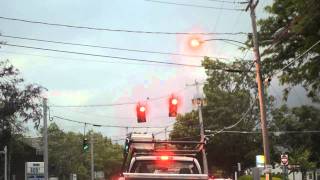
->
[169,96,178,117]
[136,103,146,123]
[83,138,89,152]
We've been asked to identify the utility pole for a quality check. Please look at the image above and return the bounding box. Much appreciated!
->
[43,98,49,180]
[90,135,94,180]
[187,80,208,174]
[1,146,8,180]
[246,1,271,179]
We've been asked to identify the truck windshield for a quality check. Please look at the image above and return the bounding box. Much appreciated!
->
[131,160,200,174]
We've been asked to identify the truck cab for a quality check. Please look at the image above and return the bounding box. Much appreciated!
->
[119,133,210,180]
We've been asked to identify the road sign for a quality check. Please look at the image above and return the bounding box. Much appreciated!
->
[281,154,289,166]
[25,162,44,180]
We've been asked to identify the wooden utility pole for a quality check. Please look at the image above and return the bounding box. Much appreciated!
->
[246,1,272,179]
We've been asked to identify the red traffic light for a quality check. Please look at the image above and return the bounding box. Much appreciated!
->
[169,96,178,117]
[136,103,146,123]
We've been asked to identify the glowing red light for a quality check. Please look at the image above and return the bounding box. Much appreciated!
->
[171,98,178,105]
[139,106,146,112]
[160,156,169,161]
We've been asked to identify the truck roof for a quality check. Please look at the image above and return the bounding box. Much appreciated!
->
[134,156,195,161]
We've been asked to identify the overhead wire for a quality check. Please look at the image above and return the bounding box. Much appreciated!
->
[0,42,251,71]
[52,115,172,129]
[0,16,248,36]
[144,0,245,11]
[207,130,320,135]
[209,94,258,135]
[271,39,320,77]
[53,108,170,120]
[0,34,241,60]
[0,50,165,66]
[49,86,188,108]
[0,42,201,68]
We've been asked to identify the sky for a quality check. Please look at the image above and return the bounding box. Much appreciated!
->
[1,0,308,141]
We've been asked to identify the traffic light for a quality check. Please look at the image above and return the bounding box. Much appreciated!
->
[169,96,178,117]
[83,138,89,152]
[136,103,146,123]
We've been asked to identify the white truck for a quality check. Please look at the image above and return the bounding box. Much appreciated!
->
[118,133,211,180]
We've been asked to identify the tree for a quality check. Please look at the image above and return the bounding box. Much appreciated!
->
[270,105,320,172]
[0,60,44,128]
[170,58,263,176]
[254,0,320,102]
[0,59,44,178]
[47,123,123,179]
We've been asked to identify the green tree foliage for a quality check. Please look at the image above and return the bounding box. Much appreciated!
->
[0,60,44,128]
[170,111,199,141]
[0,60,44,178]
[0,59,44,149]
[171,58,262,175]
[47,123,123,179]
[202,58,261,175]
[270,105,320,170]
[256,0,320,101]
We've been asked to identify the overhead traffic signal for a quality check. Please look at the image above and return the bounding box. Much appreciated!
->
[136,103,146,123]
[83,138,89,152]
[169,96,178,117]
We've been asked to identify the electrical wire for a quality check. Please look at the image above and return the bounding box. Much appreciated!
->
[52,115,172,129]
[210,95,258,135]
[144,0,245,11]
[49,87,187,108]
[271,39,320,77]
[50,102,136,108]
[0,34,239,60]
[53,108,170,120]
[1,42,201,68]
[0,16,248,36]
[206,130,320,134]
[1,42,251,71]
[0,50,162,66]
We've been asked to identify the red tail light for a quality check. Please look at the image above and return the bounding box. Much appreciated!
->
[160,156,169,160]
[157,156,173,161]
[118,177,125,180]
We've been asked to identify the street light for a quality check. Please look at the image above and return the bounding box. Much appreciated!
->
[189,37,247,49]
[189,38,201,48]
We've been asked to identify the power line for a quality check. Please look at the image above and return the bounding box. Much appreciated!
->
[53,107,169,120]
[145,0,245,11]
[0,16,248,36]
[0,42,201,68]
[0,50,165,66]
[206,130,320,135]
[49,87,187,108]
[52,115,172,129]
[1,42,249,71]
[211,95,257,135]
[272,39,320,77]
[0,34,239,60]
[50,101,137,108]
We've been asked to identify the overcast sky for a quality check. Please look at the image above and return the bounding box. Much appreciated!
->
[2,0,309,141]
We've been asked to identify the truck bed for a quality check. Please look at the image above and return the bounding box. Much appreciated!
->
[123,173,208,180]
